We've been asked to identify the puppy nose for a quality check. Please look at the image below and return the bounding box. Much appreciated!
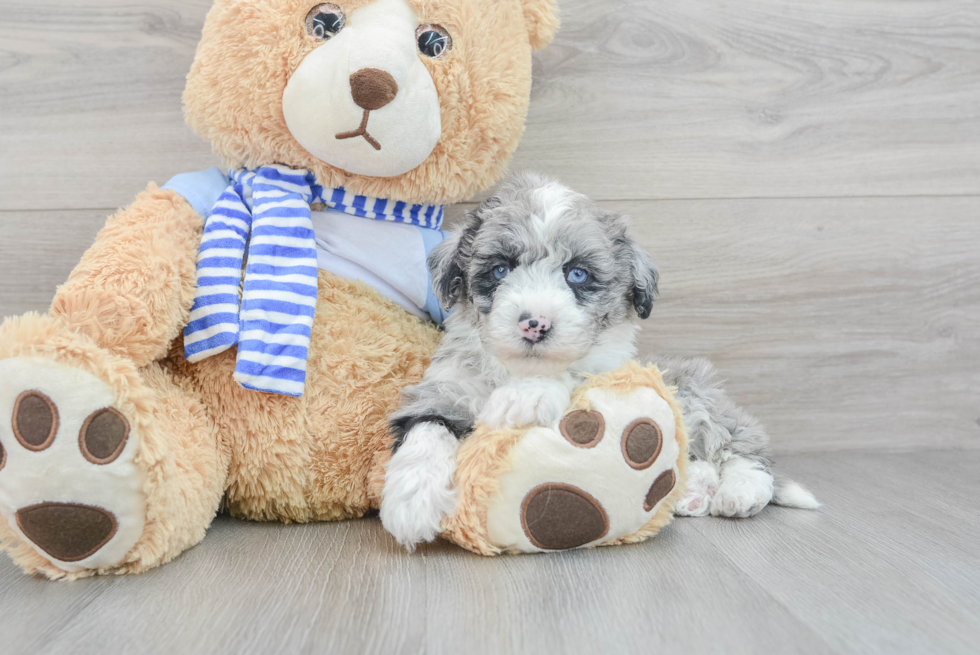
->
[349,68,399,111]
[519,315,552,343]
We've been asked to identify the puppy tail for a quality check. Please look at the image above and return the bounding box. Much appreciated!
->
[772,477,820,510]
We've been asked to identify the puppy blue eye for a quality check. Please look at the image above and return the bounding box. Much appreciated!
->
[567,268,589,285]
[493,265,511,281]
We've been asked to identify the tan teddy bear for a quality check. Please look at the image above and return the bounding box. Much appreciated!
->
[0,0,689,579]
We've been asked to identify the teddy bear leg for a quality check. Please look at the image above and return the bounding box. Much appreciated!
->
[485,386,685,552]
[444,366,690,555]
[0,314,228,579]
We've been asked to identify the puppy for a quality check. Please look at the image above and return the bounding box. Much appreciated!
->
[380,172,819,550]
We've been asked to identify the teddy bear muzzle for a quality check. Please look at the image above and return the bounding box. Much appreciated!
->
[335,67,401,151]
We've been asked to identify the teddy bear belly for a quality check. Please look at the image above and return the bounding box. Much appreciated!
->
[170,270,442,523]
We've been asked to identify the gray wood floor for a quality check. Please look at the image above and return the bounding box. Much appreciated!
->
[1,1,978,654]
[2,450,978,655]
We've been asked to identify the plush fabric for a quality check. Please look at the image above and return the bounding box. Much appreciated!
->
[185,165,321,396]
[434,363,689,556]
[48,186,204,369]
[0,313,228,580]
[172,271,443,525]
[183,0,554,204]
[3,0,690,580]
[163,168,453,322]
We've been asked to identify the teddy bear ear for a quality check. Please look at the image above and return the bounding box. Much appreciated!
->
[523,0,560,51]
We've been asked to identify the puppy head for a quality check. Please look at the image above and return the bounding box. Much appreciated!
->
[431,172,659,375]
[183,0,559,204]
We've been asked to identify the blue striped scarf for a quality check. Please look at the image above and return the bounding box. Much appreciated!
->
[183,165,445,397]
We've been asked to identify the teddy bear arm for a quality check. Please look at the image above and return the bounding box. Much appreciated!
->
[49,184,205,368]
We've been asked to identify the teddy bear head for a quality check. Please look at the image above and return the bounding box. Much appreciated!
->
[183,0,559,204]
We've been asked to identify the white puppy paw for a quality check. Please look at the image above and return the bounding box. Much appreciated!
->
[674,460,720,517]
[478,378,571,429]
[380,422,459,552]
[710,457,774,518]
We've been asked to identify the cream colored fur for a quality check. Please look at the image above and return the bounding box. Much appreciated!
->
[0,0,570,578]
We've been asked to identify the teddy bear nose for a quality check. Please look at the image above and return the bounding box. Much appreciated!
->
[349,68,399,111]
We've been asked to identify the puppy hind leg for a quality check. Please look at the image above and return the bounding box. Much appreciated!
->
[380,422,459,551]
[674,460,719,517]
[710,456,774,518]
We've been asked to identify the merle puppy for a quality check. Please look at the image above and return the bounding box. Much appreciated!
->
[380,173,818,550]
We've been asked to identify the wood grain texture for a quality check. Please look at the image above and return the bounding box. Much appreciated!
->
[518,0,980,200]
[1,1,979,653]
[5,197,977,452]
[2,0,980,210]
[0,1,220,212]
[622,196,980,453]
[692,450,980,655]
[1,451,977,655]
[0,210,109,316]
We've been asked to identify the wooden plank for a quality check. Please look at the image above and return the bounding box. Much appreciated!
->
[2,0,980,210]
[2,451,979,654]
[688,450,980,655]
[0,518,428,655]
[0,210,109,316]
[516,0,980,200]
[0,1,220,212]
[421,520,834,655]
[4,197,978,452]
[619,196,980,453]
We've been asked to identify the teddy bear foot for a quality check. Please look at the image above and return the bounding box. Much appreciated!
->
[0,356,146,575]
[484,384,684,553]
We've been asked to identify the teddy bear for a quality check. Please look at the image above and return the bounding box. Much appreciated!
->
[0,0,689,579]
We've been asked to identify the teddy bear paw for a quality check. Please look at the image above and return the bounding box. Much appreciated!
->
[0,357,146,573]
[484,385,682,552]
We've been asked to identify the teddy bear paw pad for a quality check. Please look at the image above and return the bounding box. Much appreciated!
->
[521,483,609,550]
[0,357,146,573]
[486,386,681,553]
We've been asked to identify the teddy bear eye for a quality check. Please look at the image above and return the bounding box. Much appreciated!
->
[416,25,453,59]
[306,4,346,41]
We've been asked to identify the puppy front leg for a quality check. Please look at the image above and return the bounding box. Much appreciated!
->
[478,377,572,430]
[380,422,459,551]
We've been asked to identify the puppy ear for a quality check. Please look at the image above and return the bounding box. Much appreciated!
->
[523,0,560,51]
[429,232,465,311]
[429,202,492,310]
[626,238,660,320]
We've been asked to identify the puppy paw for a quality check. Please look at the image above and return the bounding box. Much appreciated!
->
[674,460,719,517]
[380,423,458,551]
[478,378,570,429]
[710,457,774,518]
